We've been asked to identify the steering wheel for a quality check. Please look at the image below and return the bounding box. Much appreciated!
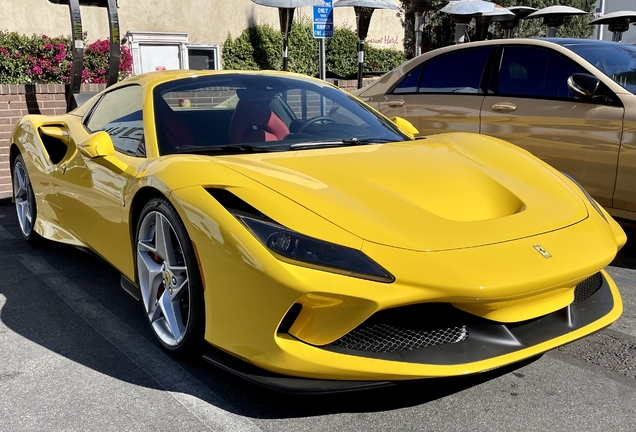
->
[296,116,336,133]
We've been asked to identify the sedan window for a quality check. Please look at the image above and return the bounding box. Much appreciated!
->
[565,43,636,95]
[497,47,582,100]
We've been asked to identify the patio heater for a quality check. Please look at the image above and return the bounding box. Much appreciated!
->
[411,0,435,57]
[525,5,587,38]
[473,4,514,41]
[499,6,537,38]
[47,0,120,111]
[437,0,495,43]
[333,0,399,89]
[589,10,636,43]
[251,0,326,71]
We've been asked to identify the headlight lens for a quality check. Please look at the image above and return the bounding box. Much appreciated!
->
[562,173,607,222]
[235,214,395,283]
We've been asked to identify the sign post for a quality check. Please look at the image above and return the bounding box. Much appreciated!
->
[313,0,333,81]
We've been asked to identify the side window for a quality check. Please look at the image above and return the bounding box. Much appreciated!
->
[417,48,491,94]
[86,85,145,157]
[392,64,423,94]
[497,47,583,99]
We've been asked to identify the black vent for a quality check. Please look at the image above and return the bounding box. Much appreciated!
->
[207,188,265,218]
[332,323,468,353]
[573,272,603,304]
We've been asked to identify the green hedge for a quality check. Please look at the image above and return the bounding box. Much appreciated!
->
[222,19,405,78]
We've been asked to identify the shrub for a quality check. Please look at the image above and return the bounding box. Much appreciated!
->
[0,31,132,84]
[222,19,405,77]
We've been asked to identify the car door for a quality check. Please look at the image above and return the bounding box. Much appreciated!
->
[54,85,146,273]
[377,47,493,136]
[480,45,624,208]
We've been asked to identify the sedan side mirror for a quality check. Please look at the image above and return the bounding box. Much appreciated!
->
[567,73,601,101]
[390,116,419,138]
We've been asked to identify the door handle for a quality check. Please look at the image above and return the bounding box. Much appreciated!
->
[388,100,405,108]
[491,102,517,112]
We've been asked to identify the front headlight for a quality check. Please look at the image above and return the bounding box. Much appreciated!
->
[562,173,607,223]
[234,214,394,283]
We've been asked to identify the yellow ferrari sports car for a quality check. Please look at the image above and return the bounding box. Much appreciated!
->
[10,70,626,393]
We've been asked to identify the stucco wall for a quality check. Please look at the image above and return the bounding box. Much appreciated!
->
[0,0,404,52]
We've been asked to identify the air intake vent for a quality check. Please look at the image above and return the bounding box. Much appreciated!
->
[332,323,468,353]
[573,272,603,304]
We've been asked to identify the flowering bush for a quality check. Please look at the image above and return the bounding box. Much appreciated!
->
[0,31,133,84]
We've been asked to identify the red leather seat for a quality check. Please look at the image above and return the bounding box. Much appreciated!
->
[228,97,290,144]
[155,97,193,152]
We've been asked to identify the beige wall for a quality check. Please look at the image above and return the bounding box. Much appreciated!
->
[0,0,404,52]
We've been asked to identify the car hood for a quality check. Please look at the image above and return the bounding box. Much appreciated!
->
[215,133,587,252]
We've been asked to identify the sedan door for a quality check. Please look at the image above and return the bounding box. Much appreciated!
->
[377,47,493,136]
[480,45,624,208]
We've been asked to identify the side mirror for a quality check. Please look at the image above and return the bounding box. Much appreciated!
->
[567,73,601,101]
[78,131,115,158]
[390,116,419,138]
[77,131,128,172]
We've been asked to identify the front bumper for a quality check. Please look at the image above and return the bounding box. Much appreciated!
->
[202,270,621,392]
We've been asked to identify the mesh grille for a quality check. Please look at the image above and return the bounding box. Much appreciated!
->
[332,324,469,353]
[573,272,603,304]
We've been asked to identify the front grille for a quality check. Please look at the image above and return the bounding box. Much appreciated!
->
[332,323,468,353]
[573,272,603,304]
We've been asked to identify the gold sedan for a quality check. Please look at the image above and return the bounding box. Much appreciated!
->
[354,38,636,222]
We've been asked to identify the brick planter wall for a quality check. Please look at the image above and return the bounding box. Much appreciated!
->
[0,79,376,201]
[0,83,106,200]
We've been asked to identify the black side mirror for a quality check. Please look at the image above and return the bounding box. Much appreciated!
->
[567,73,601,100]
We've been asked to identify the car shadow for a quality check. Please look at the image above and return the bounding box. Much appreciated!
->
[0,197,630,419]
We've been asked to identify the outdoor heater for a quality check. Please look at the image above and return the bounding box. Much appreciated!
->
[589,10,636,43]
[525,5,587,38]
[499,6,537,38]
[437,0,495,43]
[251,0,325,71]
[333,0,399,89]
[473,4,514,41]
[47,0,120,111]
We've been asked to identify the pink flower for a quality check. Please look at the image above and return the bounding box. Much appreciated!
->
[13,53,21,58]
[0,47,8,57]
[42,34,49,39]
[43,43,54,50]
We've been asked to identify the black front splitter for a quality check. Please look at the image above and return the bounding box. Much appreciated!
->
[202,347,402,394]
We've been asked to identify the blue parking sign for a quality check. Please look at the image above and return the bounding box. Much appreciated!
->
[313,0,333,39]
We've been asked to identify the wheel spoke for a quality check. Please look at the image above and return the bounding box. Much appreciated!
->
[170,268,188,301]
[155,213,177,267]
[137,249,163,313]
[158,290,185,343]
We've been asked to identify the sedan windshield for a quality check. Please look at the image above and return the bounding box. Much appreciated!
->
[566,43,636,95]
[153,74,409,156]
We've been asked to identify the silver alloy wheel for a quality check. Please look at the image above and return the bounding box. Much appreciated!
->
[13,158,34,238]
[137,210,190,347]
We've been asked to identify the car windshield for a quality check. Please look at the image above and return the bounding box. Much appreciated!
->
[153,74,409,156]
[565,43,636,95]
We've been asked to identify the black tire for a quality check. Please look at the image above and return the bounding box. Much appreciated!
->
[12,154,40,243]
[135,197,205,356]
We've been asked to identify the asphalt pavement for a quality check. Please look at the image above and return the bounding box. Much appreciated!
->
[0,198,635,431]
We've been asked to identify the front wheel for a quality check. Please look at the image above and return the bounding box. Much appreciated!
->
[12,154,39,243]
[135,198,205,356]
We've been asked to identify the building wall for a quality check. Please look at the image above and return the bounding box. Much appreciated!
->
[0,0,405,53]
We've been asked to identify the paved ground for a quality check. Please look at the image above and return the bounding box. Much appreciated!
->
[0,198,635,431]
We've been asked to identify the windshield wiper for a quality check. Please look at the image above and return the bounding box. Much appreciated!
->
[290,138,391,150]
[175,144,280,154]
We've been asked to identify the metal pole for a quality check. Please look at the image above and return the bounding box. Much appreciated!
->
[612,31,623,43]
[546,26,557,37]
[67,0,84,112]
[414,11,423,57]
[319,38,326,80]
[106,0,120,86]
[357,39,364,89]
[279,8,295,71]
